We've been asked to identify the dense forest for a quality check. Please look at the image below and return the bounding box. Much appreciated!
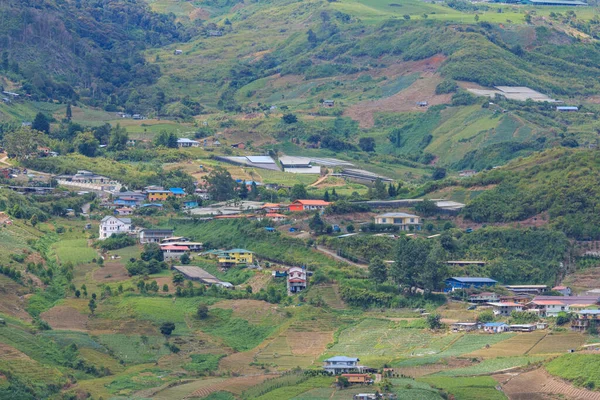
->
[0,0,191,110]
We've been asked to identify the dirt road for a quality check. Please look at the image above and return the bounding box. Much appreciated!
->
[315,246,368,269]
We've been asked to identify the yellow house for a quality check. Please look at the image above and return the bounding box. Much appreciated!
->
[374,212,422,231]
[218,249,254,266]
[147,190,171,202]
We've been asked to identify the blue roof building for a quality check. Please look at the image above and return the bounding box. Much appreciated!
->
[445,277,497,292]
[169,188,185,196]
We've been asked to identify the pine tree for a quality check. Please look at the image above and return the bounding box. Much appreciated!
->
[66,103,72,121]
[323,190,330,202]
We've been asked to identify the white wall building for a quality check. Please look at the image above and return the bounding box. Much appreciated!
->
[99,216,132,240]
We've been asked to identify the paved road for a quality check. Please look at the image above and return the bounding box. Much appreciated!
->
[315,246,368,269]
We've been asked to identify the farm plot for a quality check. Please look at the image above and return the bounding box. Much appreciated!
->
[419,376,507,400]
[466,332,546,358]
[306,284,346,309]
[395,333,514,367]
[324,319,437,366]
[53,239,98,265]
[96,334,171,364]
[432,356,547,377]
[185,374,279,399]
[40,305,89,331]
[528,332,586,355]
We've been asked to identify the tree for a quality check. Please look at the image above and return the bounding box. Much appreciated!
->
[239,182,249,199]
[373,178,388,199]
[391,238,430,293]
[421,243,447,293]
[290,184,308,201]
[32,113,50,134]
[337,376,349,388]
[388,183,397,198]
[477,310,495,323]
[29,214,38,227]
[369,256,388,285]
[197,304,209,319]
[431,168,446,180]
[108,124,128,151]
[331,188,338,201]
[75,289,81,298]
[282,113,298,124]
[2,128,46,161]
[323,190,330,202]
[415,199,439,216]
[205,167,237,201]
[66,103,73,121]
[307,29,318,46]
[74,131,100,157]
[346,224,355,233]
[358,137,376,152]
[173,273,185,285]
[309,212,325,233]
[141,243,163,262]
[180,253,191,264]
[88,298,97,315]
[426,314,443,329]
[163,284,169,292]
[160,322,176,338]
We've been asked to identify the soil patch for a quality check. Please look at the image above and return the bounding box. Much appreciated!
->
[345,56,449,128]
[92,262,129,282]
[286,330,333,356]
[495,367,600,400]
[0,277,32,322]
[0,343,31,361]
[211,299,280,324]
[41,306,89,331]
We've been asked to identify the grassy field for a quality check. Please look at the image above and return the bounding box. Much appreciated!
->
[53,239,98,265]
[546,353,600,389]
[433,356,546,377]
[420,376,507,400]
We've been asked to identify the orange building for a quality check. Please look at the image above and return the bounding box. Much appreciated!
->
[288,200,331,212]
[340,374,372,384]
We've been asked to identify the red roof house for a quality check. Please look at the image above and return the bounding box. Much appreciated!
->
[288,200,331,212]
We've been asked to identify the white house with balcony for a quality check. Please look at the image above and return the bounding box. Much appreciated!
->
[323,356,362,374]
[99,216,132,240]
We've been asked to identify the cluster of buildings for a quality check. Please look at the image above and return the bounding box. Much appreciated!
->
[446,276,600,331]
[106,187,193,214]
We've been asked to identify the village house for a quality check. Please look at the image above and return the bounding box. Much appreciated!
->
[114,207,133,216]
[483,322,509,333]
[183,201,199,209]
[323,356,361,374]
[374,213,422,231]
[323,100,335,108]
[169,187,186,198]
[146,190,171,202]
[162,236,190,243]
[72,170,111,184]
[230,142,245,149]
[160,238,203,252]
[162,245,190,260]
[447,260,486,268]
[444,277,497,292]
[556,106,578,112]
[468,292,499,303]
[177,138,200,148]
[509,324,537,332]
[552,286,572,296]
[339,374,372,385]
[505,285,548,295]
[0,212,12,225]
[174,49,183,55]
[571,310,600,331]
[116,191,146,204]
[265,213,287,222]
[139,229,174,244]
[527,299,567,317]
[99,216,132,240]
[451,322,479,332]
[488,302,523,317]
[262,203,287,212]
[459,170,477,177]
[218,249,254,267]
[287,266,308,294]
[289,200,331,212]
